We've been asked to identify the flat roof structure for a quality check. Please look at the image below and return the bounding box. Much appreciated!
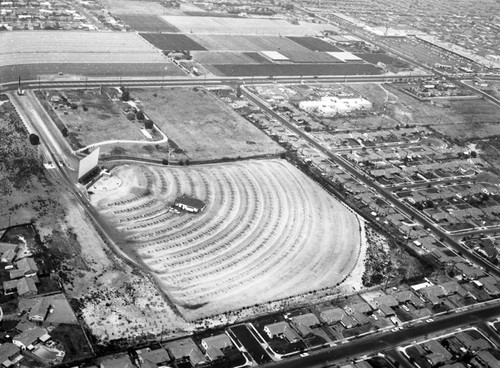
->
[174,195,206,213]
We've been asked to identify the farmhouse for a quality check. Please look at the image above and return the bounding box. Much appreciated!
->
[174,195,206,213]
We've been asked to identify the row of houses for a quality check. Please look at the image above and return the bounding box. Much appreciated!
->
[99,333,242,368]
[1,241,40,297]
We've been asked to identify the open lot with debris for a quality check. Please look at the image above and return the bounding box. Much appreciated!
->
[38,89,157,151]
[135,87,283,161]
[90,160,365,320]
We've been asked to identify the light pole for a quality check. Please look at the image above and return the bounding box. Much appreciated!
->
[162,66,168,88]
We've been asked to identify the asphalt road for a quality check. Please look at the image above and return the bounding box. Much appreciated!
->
[264,301,500,368]
[1,73,431,93]
[241,88,500,280]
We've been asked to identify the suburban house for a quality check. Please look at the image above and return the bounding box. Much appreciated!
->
[12,327,50,350]
[264,321,300,342]
[15,258,39,277]
[3,277,37,297]
[319,308,345,325]
[28,300,52,322]
[201,334,233,361]
[1,249,17,264]
[290,313,320,337]
[0,342,23,367]
[164,338,206,366]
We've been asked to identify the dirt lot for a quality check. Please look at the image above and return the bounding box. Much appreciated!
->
[135,87,283,161]
[351,84,500,137]
[90,160,365,320]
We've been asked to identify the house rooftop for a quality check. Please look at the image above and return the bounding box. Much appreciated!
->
[14,326,48,347]
[290,313,320,327]
[265,321,300,342]
[202,334,232,350]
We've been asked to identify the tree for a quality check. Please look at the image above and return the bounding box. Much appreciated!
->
[136,110,145,120]
[121,90,130,101]
[29,133,40,146]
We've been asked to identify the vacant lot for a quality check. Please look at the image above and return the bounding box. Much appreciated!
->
[160,16,337,36]
[189,34,311,52]
[209,63,381,77]
[134,87,283,161]
[140,33,207,51]
[0,96,58,229]
[287,36,342,52]
[91,160,364,320]
[117,14,179,32]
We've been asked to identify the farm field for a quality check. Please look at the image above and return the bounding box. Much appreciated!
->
[134,87,283,161]
[116,14,179,32]
[192,52,259,65]
[159,16,337,35]
[0,63,185,84]
[354,53,400,65]
[101,0,180,14]
[188,34,312,52]
[0,32,165,65]
[286,36,343,52]
[140,33,207,51]
[208,63,381,77]
[279,50,343,63]
[90,160,364,320]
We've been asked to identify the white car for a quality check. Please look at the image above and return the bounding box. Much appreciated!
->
[300,353,310,358]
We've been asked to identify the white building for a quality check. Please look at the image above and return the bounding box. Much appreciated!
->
[299,96,372,117]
